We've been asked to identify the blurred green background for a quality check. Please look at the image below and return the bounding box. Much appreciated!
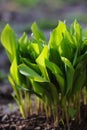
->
[0,0,87,33]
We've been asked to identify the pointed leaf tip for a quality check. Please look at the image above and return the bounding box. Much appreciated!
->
[1,24,17,62]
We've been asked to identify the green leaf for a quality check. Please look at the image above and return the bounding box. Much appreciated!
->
[28,42,43,60]
[73,20,82,43]
[1,24,18,62]
[81,40,87,54]
[31,22,46,41]
[74,69,86,94]
[49,21,66,49]
[76,51,87,65]
[59,29,77,62]
[10,57,20,85]
[71,51,87,95]
[8,75,20,101]
[19,32,28,44]
[21,57,40,74]
[45,59,65,94]
[19,32,30,59]
[61,57,74,95]
[18,64,47,82]
[72,48,78,66]
[61,57,74,72]
[49,48,64,70]
[36,46,49,80]
[31,81,58,107]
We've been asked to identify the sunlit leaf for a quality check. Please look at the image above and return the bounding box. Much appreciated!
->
[1,24,18,62]
[31,22,46,41]
[10,57,20,85]
[36,46,49,80]
[49,21,66,49]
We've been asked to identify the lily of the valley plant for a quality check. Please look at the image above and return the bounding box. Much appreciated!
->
[1,20,87,127]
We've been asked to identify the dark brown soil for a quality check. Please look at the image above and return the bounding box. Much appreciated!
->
[0,104,87,130]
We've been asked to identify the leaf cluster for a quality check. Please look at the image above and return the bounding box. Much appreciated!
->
[1,20,87,127]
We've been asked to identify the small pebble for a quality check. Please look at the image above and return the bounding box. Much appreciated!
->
[34,126,41,130]
[1,114,8,121]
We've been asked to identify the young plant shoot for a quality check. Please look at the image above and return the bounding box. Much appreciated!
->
[1,20,87,127]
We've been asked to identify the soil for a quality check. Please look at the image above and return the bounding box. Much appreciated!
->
[0,93,87,130]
